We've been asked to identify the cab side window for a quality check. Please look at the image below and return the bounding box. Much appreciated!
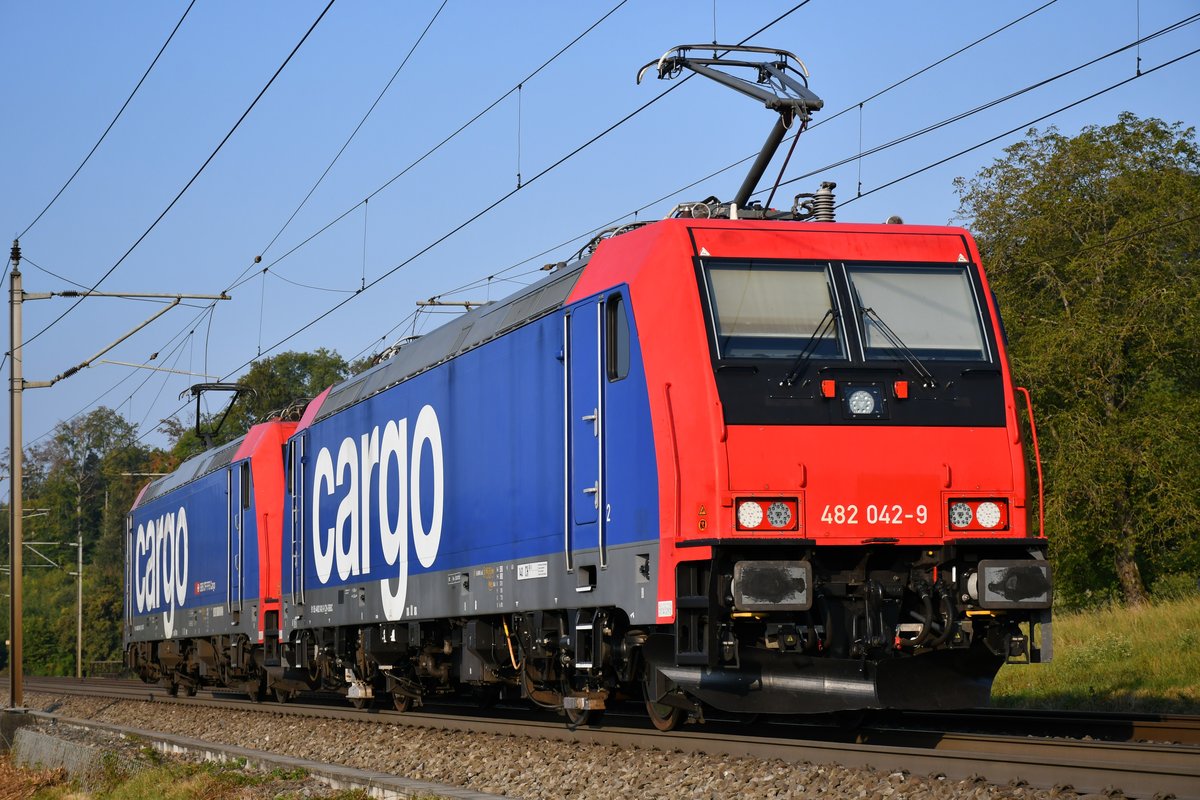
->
[607,294,630,381]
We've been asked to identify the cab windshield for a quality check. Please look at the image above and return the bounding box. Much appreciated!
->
[704,261,843,359]
[847,265,989,361]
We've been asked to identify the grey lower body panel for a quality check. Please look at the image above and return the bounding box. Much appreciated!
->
[283,541,660,635]
[126,601,258,645]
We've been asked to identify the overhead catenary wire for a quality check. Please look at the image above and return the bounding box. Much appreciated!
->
[21,0,648,443]
[0,1,1123,438]
[26,0,643,441]
[201,47,1200,446]
[126,0,1146,386]
[418,0,1068,307]
[769,13,1200,198]
[131,2,816,442]
[418,20,1198,316]
[818,0,1061,132]
[292,2,820,336]
[221,3,815,353]
[225,0,635,295]
[17,0,198,241]
[19,0,338,352]
[836,46,1200,209]
[232,0,449,291]
[23,4,1190,450]
[22,308,208,449]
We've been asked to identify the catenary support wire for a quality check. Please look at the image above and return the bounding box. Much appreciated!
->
[21,0,337,351]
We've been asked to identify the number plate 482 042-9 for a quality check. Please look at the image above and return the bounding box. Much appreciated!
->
[819,503,928,526]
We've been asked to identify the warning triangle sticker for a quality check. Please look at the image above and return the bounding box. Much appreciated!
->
[699,247,711,256]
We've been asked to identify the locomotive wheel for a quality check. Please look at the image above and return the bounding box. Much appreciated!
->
[560,673,603,728]
[273,688,292,704]
[392,691,413,713]
[350,696,369,710]
[644,698,684,732]
[185,683,198,697]
[643,674,684,732]
[643,693,684,732]
[563,703,602,728]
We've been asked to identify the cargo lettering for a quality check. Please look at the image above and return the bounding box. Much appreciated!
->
[133,507,189,638]
[311,404,443,620]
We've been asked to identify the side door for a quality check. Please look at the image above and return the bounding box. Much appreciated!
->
[565,299,607,580]
[227,461,248,615]
[286,435,306,606]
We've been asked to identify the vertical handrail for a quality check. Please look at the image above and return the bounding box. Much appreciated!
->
[125,517,133,628]
[288,441,297,606]
[1015,386,1045,538]
[298,436,307,604]
[562,312,573,572]
[226,467,232,612]
[240,460,249,609]
[596,300,607,569]
[664,383,681,538]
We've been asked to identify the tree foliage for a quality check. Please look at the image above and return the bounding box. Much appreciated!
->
[5,348,353,675]
[2,407,159,676]
[956,113,1200,606]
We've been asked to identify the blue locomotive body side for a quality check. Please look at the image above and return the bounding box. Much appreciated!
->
[126,459,260,642]
[282,289,661,636]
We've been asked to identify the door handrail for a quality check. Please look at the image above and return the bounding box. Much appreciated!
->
[1015,386,1045,539]
[562,312,573,572]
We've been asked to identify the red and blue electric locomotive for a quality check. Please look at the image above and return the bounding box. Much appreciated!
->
[126,46,1051,729]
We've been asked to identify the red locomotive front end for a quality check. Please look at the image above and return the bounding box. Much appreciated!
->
[578,217,1051,718]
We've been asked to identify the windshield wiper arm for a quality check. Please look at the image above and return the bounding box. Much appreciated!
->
[859,306,938,387]
[780,309,838,387]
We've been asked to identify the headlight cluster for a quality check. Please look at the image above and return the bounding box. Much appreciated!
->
[839,384,885,419]
[947,499,1009,531]
[847,389,876,415]
[735,498,800,531]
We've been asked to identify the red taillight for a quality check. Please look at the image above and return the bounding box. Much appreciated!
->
[735,498,800,531]
[947,499,1009,531]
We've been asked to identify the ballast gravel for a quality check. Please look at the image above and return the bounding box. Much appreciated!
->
[25,691,1110,800]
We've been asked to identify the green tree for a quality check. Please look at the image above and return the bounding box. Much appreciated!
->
[2,407,161,675]
[956,113,1200,606]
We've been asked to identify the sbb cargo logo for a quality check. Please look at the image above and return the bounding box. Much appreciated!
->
[133,507,189,638]
[311,404,443,621]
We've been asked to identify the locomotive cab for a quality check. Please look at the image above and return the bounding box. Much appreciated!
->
[586,216,1054,717]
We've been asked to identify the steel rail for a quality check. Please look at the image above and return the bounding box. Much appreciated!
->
[16,677,1200,799]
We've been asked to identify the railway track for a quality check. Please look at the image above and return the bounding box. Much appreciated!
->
[13,677,1200,799]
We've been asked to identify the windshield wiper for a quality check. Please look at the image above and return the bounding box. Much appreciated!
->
[780,309,838,387]
[859,306,938,387]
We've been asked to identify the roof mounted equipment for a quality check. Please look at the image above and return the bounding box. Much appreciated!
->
[181,382,254,448]
[638,44,823,209]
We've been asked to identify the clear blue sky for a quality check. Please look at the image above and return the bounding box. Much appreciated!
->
[1,0,1196,477]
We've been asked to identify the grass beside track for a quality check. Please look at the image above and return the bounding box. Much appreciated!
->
[991,595,1200,714]
[0,752,374,800]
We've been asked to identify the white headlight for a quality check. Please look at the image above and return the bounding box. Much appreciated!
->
[848,389,876,415]
[949,502,973,528]
[975,502,1001,528]
[737,501,764,528]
